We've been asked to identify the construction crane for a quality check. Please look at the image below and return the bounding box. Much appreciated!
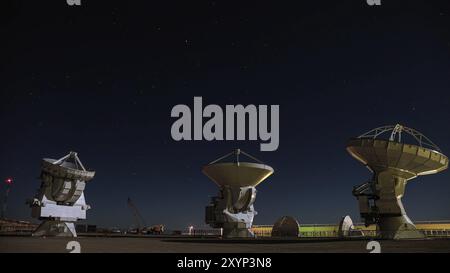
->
[126,198,165,235]
[127,197,147,233]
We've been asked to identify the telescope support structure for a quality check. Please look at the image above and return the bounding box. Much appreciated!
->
[353,170,424,239]
[206,186,257,238]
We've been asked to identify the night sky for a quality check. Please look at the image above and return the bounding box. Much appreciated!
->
[1,0,450,230]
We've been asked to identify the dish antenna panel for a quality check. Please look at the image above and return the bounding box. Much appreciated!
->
[338,215,364,238]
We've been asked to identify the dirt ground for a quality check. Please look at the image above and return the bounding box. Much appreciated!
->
[1,236,450,253]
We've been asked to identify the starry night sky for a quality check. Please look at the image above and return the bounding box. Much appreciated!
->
[1,0,450,230]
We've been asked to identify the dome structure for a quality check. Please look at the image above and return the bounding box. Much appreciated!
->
[271,216,300,238]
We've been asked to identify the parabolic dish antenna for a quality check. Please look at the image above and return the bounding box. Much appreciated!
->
[42,157,95,182]
[203,149,274,188]
[347,124,448,239]
[337,215,363,238]
[203,163,273,188]
[28,151,95,237]
[347,124,448,178]
[204,149,274,238]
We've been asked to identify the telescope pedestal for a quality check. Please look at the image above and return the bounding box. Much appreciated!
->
[376,172,424,239]
[33,220,77,237]
[205,186,257,238]
[378,215,424,239]
[29,193,89,237]
[222,222,254,238]
[354,171,426,239]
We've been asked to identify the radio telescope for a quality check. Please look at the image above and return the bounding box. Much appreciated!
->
[204,149,274,238]
[347,124,448,239]
[28,151,95,237]
[337,215,364,238]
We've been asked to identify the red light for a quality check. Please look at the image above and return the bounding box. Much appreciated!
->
[5,178,13,184]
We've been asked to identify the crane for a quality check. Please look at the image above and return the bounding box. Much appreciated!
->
[127,197,147,233]
[126,198,165,235]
